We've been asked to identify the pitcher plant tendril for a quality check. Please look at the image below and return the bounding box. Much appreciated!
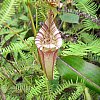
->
[35,10,62,80]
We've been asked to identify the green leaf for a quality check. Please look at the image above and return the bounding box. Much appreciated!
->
[60,13,79,23]
[19,15,29,21]
[6,18,18,26]
[56,56,100,93]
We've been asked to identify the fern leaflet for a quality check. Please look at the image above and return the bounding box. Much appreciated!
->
[0,0,21,27]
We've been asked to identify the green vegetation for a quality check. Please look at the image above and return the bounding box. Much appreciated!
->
[0,0,100,100]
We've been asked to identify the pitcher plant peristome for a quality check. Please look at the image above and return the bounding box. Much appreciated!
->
[35,10,62,80]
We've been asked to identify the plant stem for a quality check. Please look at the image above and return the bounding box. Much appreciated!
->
[27,3,36,37]
[36,8,38,30]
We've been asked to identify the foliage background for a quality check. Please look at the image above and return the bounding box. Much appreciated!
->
[0,0,100,100]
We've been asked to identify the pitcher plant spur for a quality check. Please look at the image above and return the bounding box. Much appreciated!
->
[35,10,62,80]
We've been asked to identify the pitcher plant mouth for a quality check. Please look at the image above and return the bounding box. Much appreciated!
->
[35,10,62,80]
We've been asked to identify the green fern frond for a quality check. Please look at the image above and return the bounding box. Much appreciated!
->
[83,19,100,30]
[89,39,100,55]
[26,76,46,100]
[51,82,85,100]
[6,95,19,100]
[1,37,34,56]
[79,33,100,62]
[0,0,21,27]
[80,33,97,43]
[27,75,85,100]
[86,53,100,63]
[65,23,83,35]
[68,86,84,100]
[74,0,97,17]
[36,1,47,20]
[54,68,60,80]
[62,39,100,57]
[15,83,31,93]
